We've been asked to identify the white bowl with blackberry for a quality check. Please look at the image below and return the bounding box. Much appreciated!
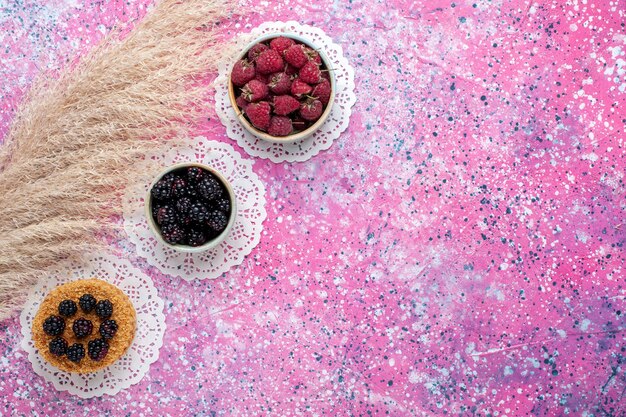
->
[145,163,237,253]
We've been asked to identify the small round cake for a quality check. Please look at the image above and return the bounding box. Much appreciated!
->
[32,279,136,373]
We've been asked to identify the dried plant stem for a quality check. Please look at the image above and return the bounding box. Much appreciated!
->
[0,0,236,320]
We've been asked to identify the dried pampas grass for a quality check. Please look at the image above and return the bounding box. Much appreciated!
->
[0,0,236,320]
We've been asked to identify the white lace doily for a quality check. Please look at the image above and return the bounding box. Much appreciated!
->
[19,252,165,398]
[122,137,267,280]
[215,21,357,163]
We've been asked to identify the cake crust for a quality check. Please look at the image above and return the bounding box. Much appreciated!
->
[32,279,136,373]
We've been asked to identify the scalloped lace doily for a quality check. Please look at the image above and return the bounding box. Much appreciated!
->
[122,138,266,280]
[19,253,165,398]
[215,21,357,163]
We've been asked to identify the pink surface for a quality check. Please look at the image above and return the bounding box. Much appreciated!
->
[1,1,625,416]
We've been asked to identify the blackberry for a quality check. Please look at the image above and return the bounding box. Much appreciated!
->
[42,315,65,336]
[72,318,93,338]
[66,343,85,363]
[215,198,231,213]
[176,197,193,215]
[151,179,172,201]
[156,205,177,226]
[48,338,68,356]
[88,338,110,361]
[187,167,205,183]
[186,184,200,199]
[189,202,209,223]
[161,223,185,244]
[207,210,229,232]
[79,294,97,313]
[95,300,113,319]
[58,300,77,317]
[171,177,187,199]
[161,172,177,185]
[197,176,222,201]
[186,229,207,247]
[99,319,118,340]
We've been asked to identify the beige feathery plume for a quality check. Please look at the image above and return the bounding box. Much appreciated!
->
[0,0,236,320]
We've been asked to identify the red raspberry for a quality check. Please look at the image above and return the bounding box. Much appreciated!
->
[273,95,300,116]
[235,95,249,112]
[270,37,295,54]
[312,79,332,105]
[300,99,323,121]
[283,44,308,68]
[303,46,322,65]
[299,61,322,84]
[254,73,270,84]
[231,59,255,87]
[245,101,271,131]
[268,116,293,137]
[290,79,312,98]
[241,79,268,102]
[268,72,292,95]
[285,64,299,76]
[256,49,284,74]
[247,43,269,62]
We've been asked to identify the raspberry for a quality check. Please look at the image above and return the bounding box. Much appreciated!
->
[312,79,332,105]
[285,64,299,76]
[58,300,77,317]
[299,61,323,84]
[241,79,269,102]
[151,179,171,201]
[303,46,322,64]
[42,315,65,336]
[247,43,268,62]
[254,73,270,84]
[186,229,207,247]
[300,99,324,121]
[268,116,293,137]
[189,202,210,223]
[72,318,93,338]
[256,49,284,74]
[231,59,255,87]
[245,101,271,131]
[161,223,185,244]
[284,44,308,68]
[197,176,222,201]
[171,177,187,199]
[88,339,109,361]
[95,300,113,319]
[156,205,177,226]
[290,79,312,98]
[268,72,292,95]
[66,343,85,363]
[235,95,249,112]
[49,338,68,356]
[79,294,97,313]
[273,95,300,116]
[207,210,229,233]
[187,167,205,184]
[99,319,118,340]
[270,36,295,54]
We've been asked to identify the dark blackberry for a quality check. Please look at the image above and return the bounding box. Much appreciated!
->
[186,229,207,247]
[215,198,231,213]
[171,177,187,198]
[48,338,68,356]
[42,315,65,336]
[186,184,200,199]
[187,167,206,184]
[151,179,172,201]
[88,338,110,361]
[156,205,177,226]
[196,176,222,201]
[79,294,97,313]
[189,202,210,223]
[58,299,77,317]
[207,210,229,232]
[161,172,177,185]
[176,197,193,215]
[99,319,118,340]
[66,343,85,363]
[72,318,93,338]
[95,300,113,319]
[161,223,186,244]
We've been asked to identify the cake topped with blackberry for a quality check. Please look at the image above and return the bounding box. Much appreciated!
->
[32,279,136,373]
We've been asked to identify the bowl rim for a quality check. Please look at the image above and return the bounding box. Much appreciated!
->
[144,162,237,253]
[228,32,336,144]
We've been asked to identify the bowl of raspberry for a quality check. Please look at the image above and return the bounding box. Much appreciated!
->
[228,33,335,143]
[145,163,237,252]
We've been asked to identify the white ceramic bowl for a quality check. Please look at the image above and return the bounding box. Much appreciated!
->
[228,33,336,143]
[145,162,237,253]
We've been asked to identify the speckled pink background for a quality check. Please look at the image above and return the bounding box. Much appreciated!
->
[1,1,625,416]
